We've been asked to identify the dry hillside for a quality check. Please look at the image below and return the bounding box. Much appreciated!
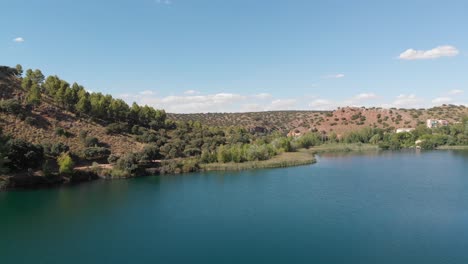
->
[0,69,144,155]
[169,105,468,137]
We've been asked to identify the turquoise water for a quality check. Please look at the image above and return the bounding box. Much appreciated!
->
[1,150,468,263]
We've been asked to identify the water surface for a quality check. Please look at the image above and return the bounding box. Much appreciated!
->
[1,150,468,263]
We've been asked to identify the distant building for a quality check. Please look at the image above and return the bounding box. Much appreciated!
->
[426,119,449,128]
[396,128,415,133]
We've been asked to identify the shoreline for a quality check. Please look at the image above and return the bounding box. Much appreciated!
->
[436,145,468,150]
[3,144,467,191]
[201,150,316,171]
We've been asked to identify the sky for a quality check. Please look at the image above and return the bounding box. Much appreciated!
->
[2,0,468,113]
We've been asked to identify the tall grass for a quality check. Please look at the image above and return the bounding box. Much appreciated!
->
[201,151,316,171]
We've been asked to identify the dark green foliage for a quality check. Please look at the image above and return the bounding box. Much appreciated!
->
[0,99,22,114]
[5,139,44,170]
[115,153,141,176]
[82,147,111,160]
[105,123,128,134]
[15,64,23,76]
[26,84,41,106]
[43,143,70,157]
[83,136,99,147]
[22,69,44,91]
[107,154,120,164]
[55,127,72,138]
[24,116,36,126]
[140,144,162,162]
[0,129,10,173]
[160,158,200,174]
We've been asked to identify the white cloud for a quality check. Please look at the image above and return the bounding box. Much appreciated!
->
[184,90,199,95]
[353,93,378,100]
[448,89,464,95]
[324,73,345,79]
[133,93,246,113]
[432,97,453,104]
[265,99,298,110]
[399,45,459,60]
[341,92,380,107]
[13,37,24,43]
[139,90,155,95]
[240,104,264,112]
[253,93,272,99]
[391,94,424,108]
[309,99,336,110]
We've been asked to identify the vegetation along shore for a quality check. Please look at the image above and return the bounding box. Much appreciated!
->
[1,65,468,190]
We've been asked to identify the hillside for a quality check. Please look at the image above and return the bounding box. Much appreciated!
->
[170,105,468,136]
[2,64,468,190]
[0,67,144,156]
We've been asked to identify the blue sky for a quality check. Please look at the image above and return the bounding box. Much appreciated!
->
[2,0,468,113]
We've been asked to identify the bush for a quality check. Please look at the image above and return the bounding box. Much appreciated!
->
[140,144,162,162]
[55,127,72,138]
[105,123,128,134]
[24,117,36,126]
[6,139,44,170]
[107,154,120,164]
[0,99,22,114]
[115,153,141,176]
[44,143,70,157]
[83,147,111,160]
[57,153,74,175]
[83,136,99,147]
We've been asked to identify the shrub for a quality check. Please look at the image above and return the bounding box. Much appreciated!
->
[115,153,141,176]
[55,127,72,138]
[105,123,128,134]
[6,139,44,170]
[83,136,99,147]
[0,99,22,114]
[44,143,70,157]
[57,153,74,175]
[83,147,111,160]
[107,154,120,164]
[24,116,36,126]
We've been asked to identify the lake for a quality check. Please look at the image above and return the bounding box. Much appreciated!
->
[1,150,468,264]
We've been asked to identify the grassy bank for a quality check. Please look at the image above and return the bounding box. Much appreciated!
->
[436,145,468,150]
[201,150,316,171]
[307,143,379,153]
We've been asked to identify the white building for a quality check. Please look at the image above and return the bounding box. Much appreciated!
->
[396,128,415,133]
[426,119,449,128]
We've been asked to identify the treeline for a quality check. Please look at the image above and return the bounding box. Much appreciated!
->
[2,65,288,178]
[19,66,167,129]
[0,128,74,176]
[3,65,468,181]
[290,120,468,150]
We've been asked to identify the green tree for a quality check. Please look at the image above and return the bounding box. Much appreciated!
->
[26,84,42,106]
[57,153,74,175]
[15,64,23,77]
[76,91,91,115]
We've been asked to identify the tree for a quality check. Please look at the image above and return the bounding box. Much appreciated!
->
[57,153,74,175]
[15,64,23,77]
[22,69,44,91]
[0,129,10,174]
[26,84,42,106]
[6,139,44,170]
[76,92,91,115]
